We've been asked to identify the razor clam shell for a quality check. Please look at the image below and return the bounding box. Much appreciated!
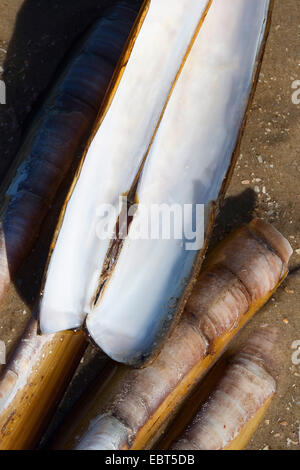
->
[86,0,272,365]
[0,2,141,450]
[172,327,278,450]
[0,316,87,450]
[39,0,211,334]
[0,2,139,303]
[53,220,290,450]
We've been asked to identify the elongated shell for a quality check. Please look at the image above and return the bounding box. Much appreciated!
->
[40,0,273,367]
[0,319,86,450]
[39,0,212,340]
[0,3,140,450]
[0,2,139,304]
[172,327,279,450]
[52,220,291,450]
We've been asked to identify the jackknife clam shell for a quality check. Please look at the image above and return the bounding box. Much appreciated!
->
[40,0,272,366]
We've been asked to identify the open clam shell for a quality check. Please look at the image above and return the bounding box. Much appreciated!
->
[40,0,272,366]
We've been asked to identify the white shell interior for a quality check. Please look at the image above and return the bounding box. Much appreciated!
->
[86,0,270,364]
[40,0,270,365]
